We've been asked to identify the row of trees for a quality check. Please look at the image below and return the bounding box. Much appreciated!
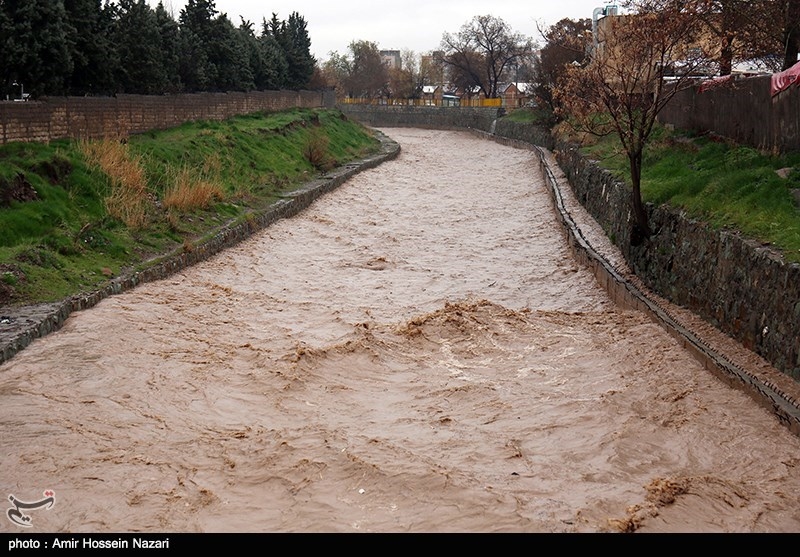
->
[320,2,800,106]
[323,2,800,250]
[322,41,442,100]
[321,15,536,101]
[322,0,800,105]
[0,0,316,99]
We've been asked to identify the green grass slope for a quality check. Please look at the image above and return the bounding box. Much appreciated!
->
[0,108,380,306]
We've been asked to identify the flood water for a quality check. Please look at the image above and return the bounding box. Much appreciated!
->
[2,128,800,533]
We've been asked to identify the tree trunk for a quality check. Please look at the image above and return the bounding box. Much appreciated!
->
[719,35,734,76]
[629,151,649,246]
[784,0,800,70]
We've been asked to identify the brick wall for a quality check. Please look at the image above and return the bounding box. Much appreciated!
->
[0,89,336,144]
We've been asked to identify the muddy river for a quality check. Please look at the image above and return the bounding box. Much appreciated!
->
[2,128,800,533]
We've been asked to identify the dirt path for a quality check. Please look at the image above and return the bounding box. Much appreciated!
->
[1,128,799,533]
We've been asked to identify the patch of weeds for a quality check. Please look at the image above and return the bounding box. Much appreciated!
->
[76,223,110,250]
[302,129,334,171]
[2,270,18,286]
[0,172,39,207]
[80,137,151,229]
[32,154,73,185]
[162,165,225,213]
[724,145,761,169]
[15,248,63,269]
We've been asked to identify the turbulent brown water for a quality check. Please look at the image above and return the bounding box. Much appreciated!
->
[2,128,800,533]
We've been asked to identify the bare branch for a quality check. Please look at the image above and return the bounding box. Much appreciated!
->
[555,0,713,244]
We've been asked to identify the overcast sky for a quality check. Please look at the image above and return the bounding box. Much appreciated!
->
[153,0,618,61]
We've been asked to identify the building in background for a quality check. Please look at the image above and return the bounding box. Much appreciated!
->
[380,50,402,70]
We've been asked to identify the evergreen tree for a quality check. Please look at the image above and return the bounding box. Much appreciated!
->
[260,16,289,89]
[0,1,315,96]
[1,0,74,97]
[267,12,315,89]
[0,5,12,98]
[206,12,252,91]
[265,13,282,41]
[154,1,182,93]
[240,18,275,90]
[178,0,217,91]
[282,12,315,89]
[63,0,117,95]
[114,0,167,94]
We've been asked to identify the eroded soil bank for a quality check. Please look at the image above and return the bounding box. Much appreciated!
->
[1,129,799,533]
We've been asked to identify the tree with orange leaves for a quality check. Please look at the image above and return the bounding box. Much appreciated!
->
[554,0,710,245]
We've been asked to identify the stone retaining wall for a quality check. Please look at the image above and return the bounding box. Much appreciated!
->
[311,106,800,383]
[337,104,502,132]
[554,140,800,381]
[475,127,800,434]
[492,118,555,151]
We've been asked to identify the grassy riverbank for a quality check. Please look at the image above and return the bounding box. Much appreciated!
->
[0,108,381,306]
[5,105,799,308]
[551,118,800,263]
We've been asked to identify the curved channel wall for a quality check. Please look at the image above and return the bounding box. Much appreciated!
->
[336,104,556,151]
[337,104,800,382]
[336,104,501,133]
[553,144,800,384]
[336,104,800,433]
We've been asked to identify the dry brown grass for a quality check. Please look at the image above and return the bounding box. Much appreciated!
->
[80,137,150,229]
[162,166,224,212]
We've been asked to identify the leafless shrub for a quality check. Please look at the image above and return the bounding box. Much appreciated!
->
[302,129,334,171]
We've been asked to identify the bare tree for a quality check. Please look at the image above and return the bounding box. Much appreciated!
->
[439,15,533,98]
[783,0,800,69]
[347,40,389,99]
[690,0,785,74]
[323,40,388,99]
[321,50,351,95]
[388,50,426,99]
[421,51,445,87]
[692,0,800,72]
[554,0,709,245]
[535,17,593,110]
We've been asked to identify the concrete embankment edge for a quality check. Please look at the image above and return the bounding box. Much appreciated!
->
[473,129,800,436]
[0,131,401,366]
